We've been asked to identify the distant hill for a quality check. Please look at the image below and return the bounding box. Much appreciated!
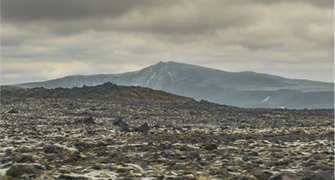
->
[1,82,195,102]
[10,61,334,109]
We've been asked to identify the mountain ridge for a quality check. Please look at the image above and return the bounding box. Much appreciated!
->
[9,61,334,109]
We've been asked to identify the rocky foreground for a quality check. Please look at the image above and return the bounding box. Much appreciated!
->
[0,84,334,180]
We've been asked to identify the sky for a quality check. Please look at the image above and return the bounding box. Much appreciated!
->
[1,0,334,85]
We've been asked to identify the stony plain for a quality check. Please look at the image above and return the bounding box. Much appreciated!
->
[0,83,334,180]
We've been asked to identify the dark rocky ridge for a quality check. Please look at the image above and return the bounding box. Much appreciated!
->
[1,82,195,102]
[0,83,334,179]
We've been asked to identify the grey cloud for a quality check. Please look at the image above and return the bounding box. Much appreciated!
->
[1,0,180,22]
[1,0,333,84]
[227,0,333,8]
[2,1,259,36]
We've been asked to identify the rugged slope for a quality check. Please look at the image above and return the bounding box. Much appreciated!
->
[11,61,334,109]
[1,83,195,102]
[0,84,334,179]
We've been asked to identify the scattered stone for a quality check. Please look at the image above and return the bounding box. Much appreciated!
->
[270,173,300,180]
[118,123,130,132]
[16,154,35,163]
[136,123,150,132]
[204,143,217,150]
[81,116,96,124]
[52,103,61,108]
[43,145,63,154]
[238,177,251,180]
[139,161,148,169]
[253,172,272,180]
[180,145,189,151]
[0,84,334,180]
[7,109,18,113]
[89,106,97,111]
[6,164,46,179]
[242,156,249,161]
[113,118,128,127]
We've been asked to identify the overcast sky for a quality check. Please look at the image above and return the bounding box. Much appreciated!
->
[1,0,334,85]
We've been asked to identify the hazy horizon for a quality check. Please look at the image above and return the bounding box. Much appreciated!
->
[2,61,334,85]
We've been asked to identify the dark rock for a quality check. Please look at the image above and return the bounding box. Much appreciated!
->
[89,106,97,111]
[6,164,46,178]
[270,173,300,180]
[190,152,200,158]
[204,143,217,150]
[106,139,115,145]
[113,118,128,127]
[238,177,251,180]
[52,154,64,160]
[63,152,85,164]
[0,157,12,165]
[246,164,259,169]
[139,161,148,169]
[81,116,95,124]
[80,111,90,115]
[96,151,108,157]
[165,124,174,128]
[312,164,334,171]
[180,145,189,151]
[264,160,276,166]
[303,171,334,180]
[242,156,249,161]
[7,109,18,113]
[148,148,158,153]
[275,160,289,166]
[16,154,35,163]
[253,172,272,180]
[123,158,132,163]
[100,106,107,110]
[43,145,63,154]
[250,151,259,156]
[118,123,130,132]
[136,123,150,132]
[52,103,61,108]
[164,161,176,167]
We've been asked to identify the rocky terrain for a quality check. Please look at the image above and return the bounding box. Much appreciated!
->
[0,83,334,180]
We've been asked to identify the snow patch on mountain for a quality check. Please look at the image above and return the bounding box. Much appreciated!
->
[145,72,156,86]
[168,72,174,82]
[261,96,270,103]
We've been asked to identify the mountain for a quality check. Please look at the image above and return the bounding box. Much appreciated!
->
[10,61,334,109]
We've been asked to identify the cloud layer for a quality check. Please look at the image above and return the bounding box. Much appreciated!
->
[1,0,334,84]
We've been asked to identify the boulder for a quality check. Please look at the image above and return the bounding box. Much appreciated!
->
[180,145,190,151]
[118,123,130,132]
[136,123,150,132]
[139,161,148,169]
[43,145,63,154]
[303,171,334,180]
[270,173,300,180]
[7,109,18,113]
[16,154,35,163]
[113,118,128,127]
[81,116,95,124]
[7,164,46,179]
[204,143,217,150]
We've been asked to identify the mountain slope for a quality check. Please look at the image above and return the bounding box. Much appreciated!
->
[11,61,334,109]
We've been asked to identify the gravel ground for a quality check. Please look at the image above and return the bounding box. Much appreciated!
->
[0,85,334,180]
